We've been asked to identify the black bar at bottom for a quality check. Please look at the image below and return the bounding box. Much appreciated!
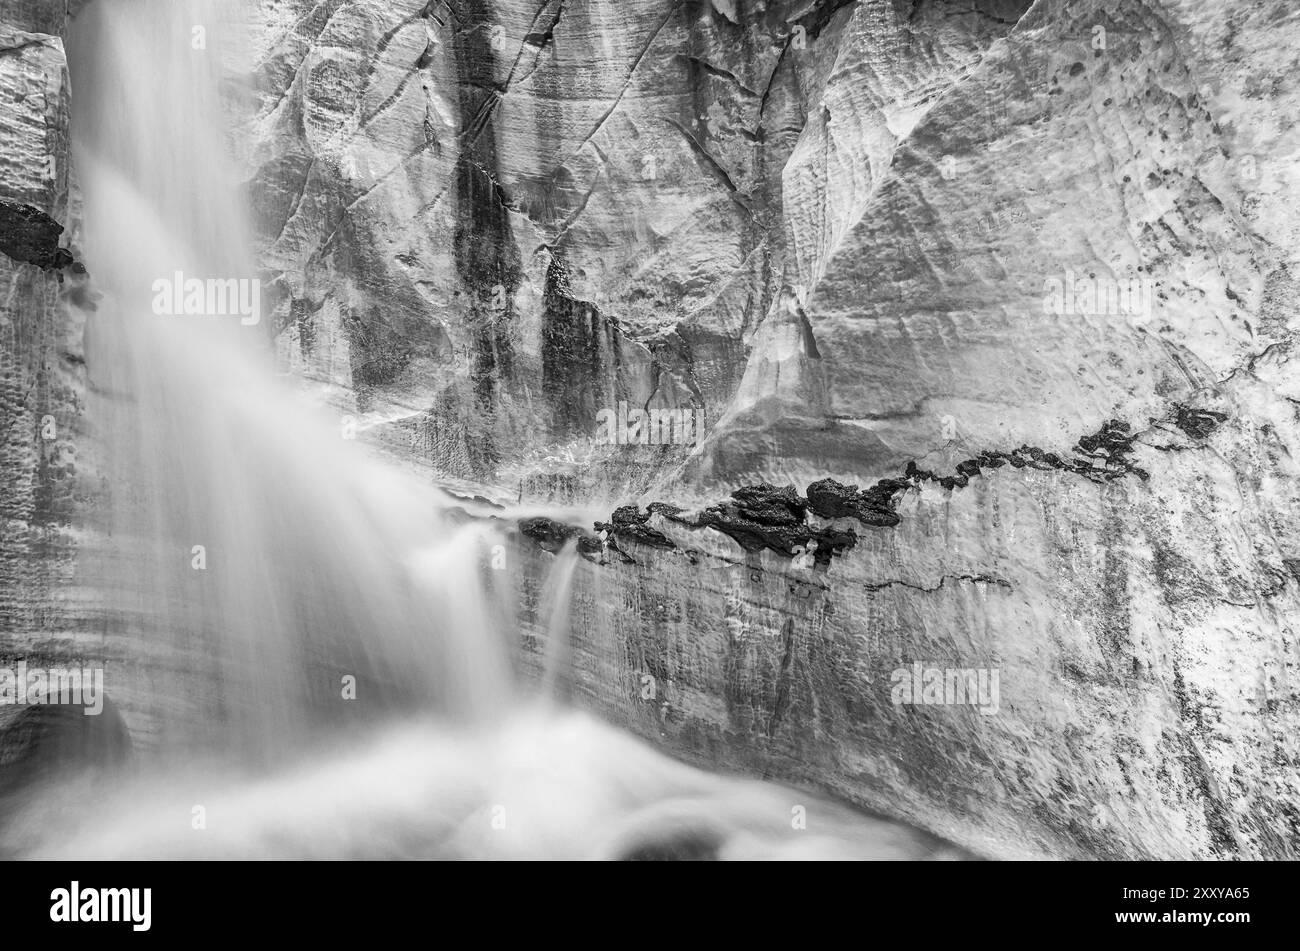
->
[6,860,1280,938]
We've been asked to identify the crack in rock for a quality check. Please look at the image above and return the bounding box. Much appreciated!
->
[863,573,1014,593]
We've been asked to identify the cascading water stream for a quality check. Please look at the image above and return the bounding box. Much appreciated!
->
[537,540,579,705]
[0,0,967,859]
[70,0,519,755]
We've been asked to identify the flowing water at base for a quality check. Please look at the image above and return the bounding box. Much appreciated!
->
[0,0,966,860]
[14,712,966,860]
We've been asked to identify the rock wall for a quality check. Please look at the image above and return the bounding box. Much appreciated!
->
[0,3,92,664]
[243,0,1300,858]
[244,0,1034,498]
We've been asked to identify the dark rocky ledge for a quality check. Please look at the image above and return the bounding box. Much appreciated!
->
[517,516,604,558]
[806,476,912,527]
[517,407,1228,568]
[655,485,857,567]
[595,505,679,551]
[0,200,81,274]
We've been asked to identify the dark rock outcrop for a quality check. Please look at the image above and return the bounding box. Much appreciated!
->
[601,409,1217,565]
[0,200,77,272]
[517,515,602,557]
[1172,405,1229,441]
[594,505,677,551]
[807,477,908,527]
[693,482,855,565]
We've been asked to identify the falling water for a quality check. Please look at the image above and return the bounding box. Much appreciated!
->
[70,0,516,755]
[0,0,967,859]
[537,540,580,704]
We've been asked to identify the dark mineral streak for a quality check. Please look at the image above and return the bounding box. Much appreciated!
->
[449,0,522,471]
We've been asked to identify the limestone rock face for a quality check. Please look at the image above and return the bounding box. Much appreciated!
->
[240,0,1300,858]
[243,0,1032,496]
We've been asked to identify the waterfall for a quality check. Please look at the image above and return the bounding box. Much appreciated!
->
[537,539,580,705]
[70,0,516,756]
[0,0,965,860]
